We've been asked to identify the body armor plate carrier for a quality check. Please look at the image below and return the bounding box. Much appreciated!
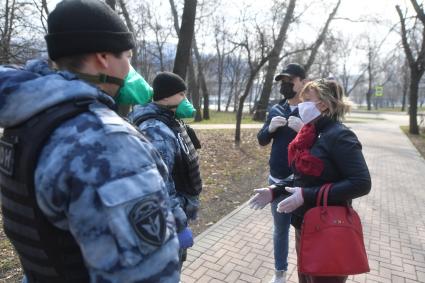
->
[0,99,95,283]
[133,114,202,196]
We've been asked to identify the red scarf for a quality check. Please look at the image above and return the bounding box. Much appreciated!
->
[288,123,324,177]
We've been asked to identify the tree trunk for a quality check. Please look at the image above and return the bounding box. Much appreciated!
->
[193,37,210,119]
[401,59,409,112]
[366,49,373,111]
[409,72,420,134]
[225,83,235,112]
[188,56,202,122]
[253,0,296,121]
[235,72,256,144]
[105,0,116,9]
[173,0,197,79]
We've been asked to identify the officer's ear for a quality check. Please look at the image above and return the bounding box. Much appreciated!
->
[94,52,109,70]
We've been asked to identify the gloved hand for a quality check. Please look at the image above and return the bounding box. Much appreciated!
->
[268,116,287,133]
[277,187,304,213]
[288,116,304,132]
[248,188,273,210]
[177,227,194,249]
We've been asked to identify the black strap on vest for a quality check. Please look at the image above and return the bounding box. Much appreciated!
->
[133,114,201,149]
[0,99,95,283]
[133,114,202,196]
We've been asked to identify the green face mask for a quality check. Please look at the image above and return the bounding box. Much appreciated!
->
[175,98,196,118]
[115,65,153,105]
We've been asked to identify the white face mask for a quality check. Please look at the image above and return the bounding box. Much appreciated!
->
[298,101,321,124]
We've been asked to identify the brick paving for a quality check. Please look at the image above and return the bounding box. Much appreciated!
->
[182,114,425,282]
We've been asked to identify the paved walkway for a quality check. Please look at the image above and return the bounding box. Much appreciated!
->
[182,113,425,283]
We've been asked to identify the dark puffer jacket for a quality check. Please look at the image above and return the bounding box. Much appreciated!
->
[275,117,371,229]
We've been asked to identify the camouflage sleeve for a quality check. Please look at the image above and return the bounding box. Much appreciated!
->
[34,112,180,283]
[139,120,188,232]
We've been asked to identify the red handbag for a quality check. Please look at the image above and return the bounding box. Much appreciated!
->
[299,183,370,276]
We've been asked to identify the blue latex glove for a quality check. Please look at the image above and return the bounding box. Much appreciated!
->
[177,227,194,249]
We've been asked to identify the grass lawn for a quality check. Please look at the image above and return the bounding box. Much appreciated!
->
[401,126,425,160]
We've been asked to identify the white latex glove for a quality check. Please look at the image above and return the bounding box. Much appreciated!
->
[268,116,287,133]
[277,187,304,213]
[288,116,304,133]
[248,188,273,210]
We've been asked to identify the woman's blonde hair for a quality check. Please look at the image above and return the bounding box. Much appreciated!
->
[300,79,351,121]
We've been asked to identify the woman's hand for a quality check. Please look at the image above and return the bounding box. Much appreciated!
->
[248,188,273,210]
[277,187,304,213]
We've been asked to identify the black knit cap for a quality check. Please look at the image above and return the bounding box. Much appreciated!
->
[153,72,187,101]
[45,0,135,60]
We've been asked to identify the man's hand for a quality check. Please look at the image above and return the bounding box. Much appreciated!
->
[248,188,273,210]
[277,187,304,213]
[268,116,287,133]
[288,116,304,132]
[177,227,194,249]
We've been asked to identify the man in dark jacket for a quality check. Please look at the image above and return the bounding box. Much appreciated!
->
[255,63,306,283]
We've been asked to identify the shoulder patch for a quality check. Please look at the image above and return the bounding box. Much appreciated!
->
[0,139,14,176]
[89,103,140,136]
[129,198,166,247]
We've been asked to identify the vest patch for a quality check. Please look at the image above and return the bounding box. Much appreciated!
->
[0,140,14,176]
[129,199,166,247]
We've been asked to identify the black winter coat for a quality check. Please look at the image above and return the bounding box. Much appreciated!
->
[273,117,371,229]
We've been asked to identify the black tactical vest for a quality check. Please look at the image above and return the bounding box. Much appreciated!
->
[0,99,95,283]
[133,114,202,196]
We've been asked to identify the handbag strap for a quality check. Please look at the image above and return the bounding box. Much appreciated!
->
[318,183,355,223]
[316,183,332,207]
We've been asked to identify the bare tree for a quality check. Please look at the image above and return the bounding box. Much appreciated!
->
[145,5,173,71]
[224,53,246,112]
[234,29,272,144]
[396,1,425,134]
[303,0,341,73]
[1,0,42,64]
[252,0,296,121]
[173,0,197,78]
[105,0,116,9]
[118,0,138,67]
[401,58,410,112]
[169,0,202,121]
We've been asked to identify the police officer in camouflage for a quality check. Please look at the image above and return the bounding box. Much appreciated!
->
[0,0,179,282]
[129,72,202,273]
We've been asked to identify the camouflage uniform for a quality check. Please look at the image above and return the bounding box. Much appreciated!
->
[129,103,200,222]
[0,60,180,283]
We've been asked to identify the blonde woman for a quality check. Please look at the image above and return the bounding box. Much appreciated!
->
[250,79,371,283]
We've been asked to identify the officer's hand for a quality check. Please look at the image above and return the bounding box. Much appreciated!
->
[268,116,287,133]
[277,187,304,213]
[177,227,194,249]
[248,188,272,210]
[288,116,304,132]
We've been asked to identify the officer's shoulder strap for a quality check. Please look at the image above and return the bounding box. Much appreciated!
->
[133,113,179,131]
[132,113,201,149]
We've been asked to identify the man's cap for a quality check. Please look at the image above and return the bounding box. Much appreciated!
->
[45,0,135,61]
[153,72,187,101]
[275,63,306,81]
